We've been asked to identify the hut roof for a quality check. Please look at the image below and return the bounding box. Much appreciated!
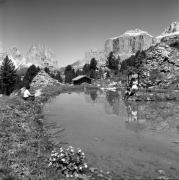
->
[72,75,91,81]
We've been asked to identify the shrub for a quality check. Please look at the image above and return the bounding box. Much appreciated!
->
[48,146,88,178]
[22,65,40,87]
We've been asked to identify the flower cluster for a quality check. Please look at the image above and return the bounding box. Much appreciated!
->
[48,146,88,178]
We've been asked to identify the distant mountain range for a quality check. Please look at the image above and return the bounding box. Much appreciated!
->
[70,22,179,70]
[0,22,179,72]
[0,44,59,70]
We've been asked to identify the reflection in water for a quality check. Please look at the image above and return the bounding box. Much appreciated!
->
[85,89,179,133]
[89,90,98,101]
[84,88,103,102]
[105,91,121,115]
[124,101,179,133]
[125,102,147,132]
[44,89,179,178]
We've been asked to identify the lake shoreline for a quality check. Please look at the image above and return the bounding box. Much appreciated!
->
[1,83,179,179]
[44,87,179,179]
[0,84,65,179]
[0,84,122,180]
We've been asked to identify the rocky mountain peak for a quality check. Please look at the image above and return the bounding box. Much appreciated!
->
[105,29,155,60]
[0,47,27,68]
[161,22,179,35]
[26,44,58,69]
[123,29,153,37]
[157,22,179,45]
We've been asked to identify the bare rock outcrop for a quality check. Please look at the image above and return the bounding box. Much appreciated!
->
[31,70,59,88]
[0,45,59,71]
[157,22,179,45]
[141,42,179,88]
[26,44,58,70]
[71,49,106,70]
[84,49,106,66]
[0,47,27,68]
[105,29,156,60]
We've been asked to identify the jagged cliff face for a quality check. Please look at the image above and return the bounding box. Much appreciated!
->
[157,22,179,45]
[71,49,106,70]
[0,45,59,70]
[105,29,156,60]
[84,49,106,66]
[161,22,179,35]
[7,48,27,68]
[26,45,58,69]
[0,47,27,68]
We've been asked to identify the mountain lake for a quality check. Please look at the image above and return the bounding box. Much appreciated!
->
[43,89,179,179]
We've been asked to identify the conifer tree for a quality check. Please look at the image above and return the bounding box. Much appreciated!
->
[22,64,40,87]
[0,56,17,95]
[64,65,75,83]
[90,58,97,70]
[106,52,119,70]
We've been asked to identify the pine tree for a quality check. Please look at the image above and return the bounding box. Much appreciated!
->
[90,58,97,70]
[82,64,90,76]
[106,52,119,70]
[64,65,75,83]
[0,56,17,95]
[75,69,83,76]
[22,65,40,87]
[50,70,63,83]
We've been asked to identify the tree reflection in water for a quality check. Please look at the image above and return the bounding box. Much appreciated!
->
[84,89,179,134]
[90,90,98,101]
[125,101,179,133]
[105,91,120,115]
[84,88,101,103]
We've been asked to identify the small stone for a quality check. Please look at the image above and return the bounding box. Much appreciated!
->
[158,169,165,175]
[89,167,98,173]
[98,173,104,177]
[78,174,89,180]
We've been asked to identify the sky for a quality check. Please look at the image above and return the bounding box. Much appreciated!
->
[0,0,178,67]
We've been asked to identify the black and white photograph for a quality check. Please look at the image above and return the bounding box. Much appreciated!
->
[0,0,179,179]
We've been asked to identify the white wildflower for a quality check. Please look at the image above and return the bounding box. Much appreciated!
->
[84,163,88,168]
[77,148,82,153]
[48,162,52,167]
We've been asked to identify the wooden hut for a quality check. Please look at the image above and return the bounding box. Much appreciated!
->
[72,75,92,85]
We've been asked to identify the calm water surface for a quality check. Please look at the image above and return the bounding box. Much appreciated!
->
[44,89,179,178]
